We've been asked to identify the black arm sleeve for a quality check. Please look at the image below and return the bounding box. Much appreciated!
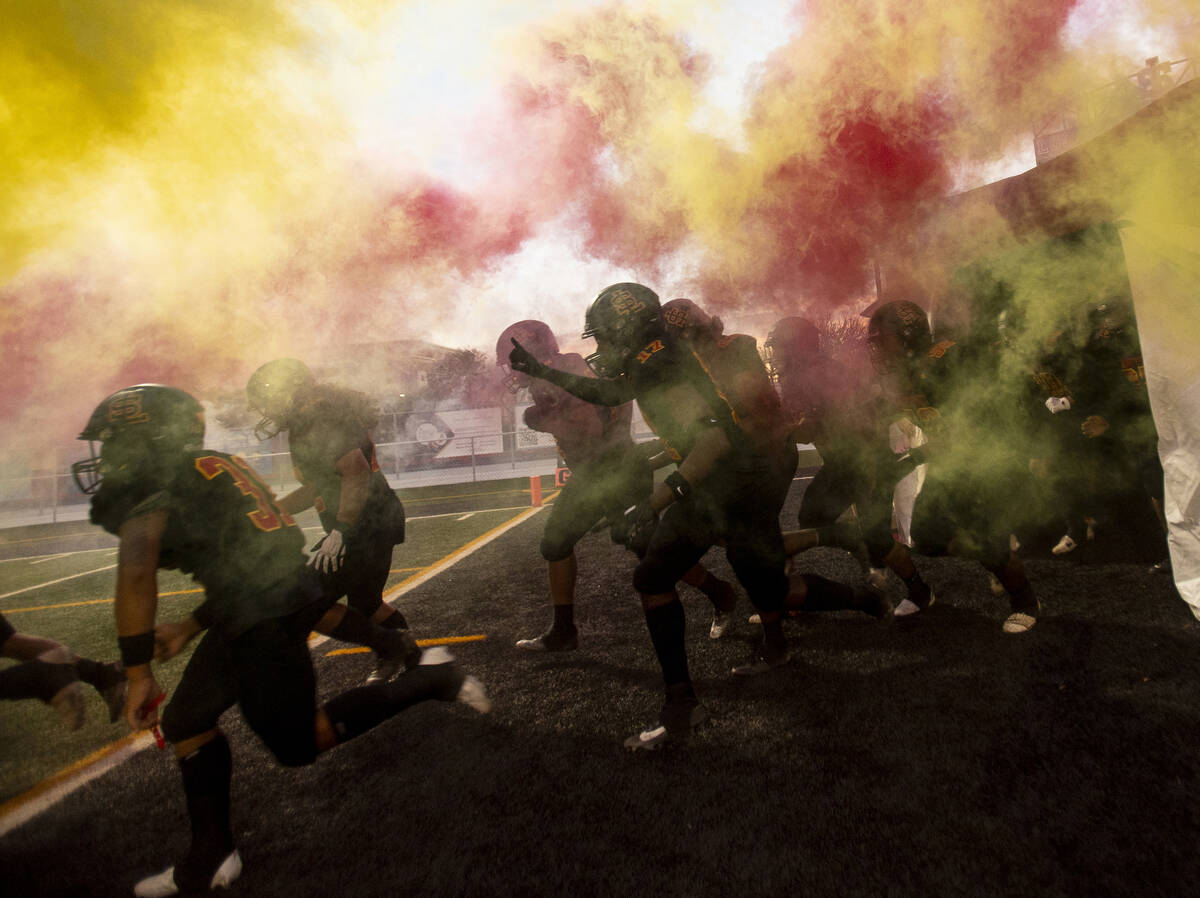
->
[537,367,635,407]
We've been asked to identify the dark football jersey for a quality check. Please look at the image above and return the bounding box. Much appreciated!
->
[286,392,404,541]
[1072,329,1155,444]
[625,336,741,463]
[693,334,788,456]
[524,352,637,470]
[97,449,312,637]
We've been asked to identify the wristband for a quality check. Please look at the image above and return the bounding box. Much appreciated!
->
[118,631,156,668]
[664,471,692,501]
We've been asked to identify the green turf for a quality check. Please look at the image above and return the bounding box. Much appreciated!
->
[0,501,539,803]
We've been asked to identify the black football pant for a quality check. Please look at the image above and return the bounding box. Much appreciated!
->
[540,452,652,562]
[318,530,397,620]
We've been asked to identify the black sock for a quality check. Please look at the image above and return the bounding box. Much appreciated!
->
[643,598,689,688]
[1007,584,1038,613]
[379,609,409,630]
[175,734,235,892]
[900,568,931,603]
[323,661,460,743]
[0,659,76,702]
[74,657,122,690]
[552,604,576,632]
[795,574,857,612]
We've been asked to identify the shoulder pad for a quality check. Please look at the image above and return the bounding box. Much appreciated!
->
[928,340,956,359]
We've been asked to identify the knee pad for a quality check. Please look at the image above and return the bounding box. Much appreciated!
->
[539,533,575,563]
[160,698,219,746]
[633,557,677,596]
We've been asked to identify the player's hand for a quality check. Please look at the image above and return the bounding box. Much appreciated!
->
[122,669,163,732]
[509,339,547,378]
[1081,415,1109,438]
[610,502,657,555]
[309,528,347,573]
[154,619,199,661]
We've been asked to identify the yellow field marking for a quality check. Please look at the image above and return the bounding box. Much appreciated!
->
[325,634,488,657]
[3,588,204,615]
[0,730,157,838]
[389,567,425,574]
[0,497,552,831]
[381,492,557,599]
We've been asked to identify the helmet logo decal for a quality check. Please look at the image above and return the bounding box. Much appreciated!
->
[610,289,646,317]
[107,394,151,426]
[663,306,689,328]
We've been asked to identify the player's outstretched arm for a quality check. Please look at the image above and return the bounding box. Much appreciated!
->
[510,338,632,406]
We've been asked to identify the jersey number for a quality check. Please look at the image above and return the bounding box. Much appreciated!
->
[194,455,296,532]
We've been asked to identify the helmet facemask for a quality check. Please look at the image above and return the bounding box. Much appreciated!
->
[246,359,313,439]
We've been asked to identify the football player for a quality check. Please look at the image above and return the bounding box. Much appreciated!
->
[762,313,928,616]
[0,612,125,730]
[72,384,489,897]
[496,320,738,651]
[662,301,888,622]
[247,359,411,683]
[867,300,1041,632]
[1071,300,1169,571]
[511,283,826,750]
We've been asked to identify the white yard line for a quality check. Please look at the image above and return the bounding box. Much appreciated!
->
[0,733,157,839]
[0,546,117,565]
[0,564,118,602]
[0,502,549,834]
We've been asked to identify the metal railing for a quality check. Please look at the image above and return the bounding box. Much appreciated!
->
[0,428,660,530]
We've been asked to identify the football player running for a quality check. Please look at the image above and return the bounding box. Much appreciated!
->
[509,284,794,751]
[247,359,412,683]
[762,314,927,618]
[0,611,125,730]
[72,384,489,897]
[867,300,1041,632]
[496,320,739,651]
[663,301,888,623]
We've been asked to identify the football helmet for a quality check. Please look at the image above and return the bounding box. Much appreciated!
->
[763,316,820,382]
[246,358,314,439]
[661,298,723,344]
[581,282,662,378]
[867,300,932,373]
[495,320,559,393]
[72,385,205,495]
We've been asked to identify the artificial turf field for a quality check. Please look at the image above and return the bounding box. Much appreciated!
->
[2,473,1199,897]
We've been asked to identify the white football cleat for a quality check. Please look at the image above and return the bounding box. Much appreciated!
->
[456,675,492,714]
[133,850,242,897]
[1002,611,1038,634]
[49,682,86,731]
[708,608,737,639]
[1051,535,1077,556]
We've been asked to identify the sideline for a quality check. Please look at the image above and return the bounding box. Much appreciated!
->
[0,500,549,836]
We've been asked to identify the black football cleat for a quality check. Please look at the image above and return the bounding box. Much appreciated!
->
[731,638,790,676]
[515,627,578,652]
[623,698,708,751]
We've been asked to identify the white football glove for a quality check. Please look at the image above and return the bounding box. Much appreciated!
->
[1045,396,1071,414]
[309,527,347,573]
